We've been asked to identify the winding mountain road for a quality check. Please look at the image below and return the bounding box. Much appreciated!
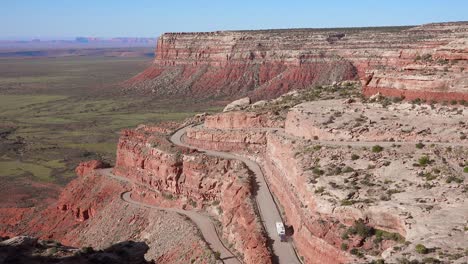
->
[97,168,241,264]
[100,122,466,264]
[171,126,301,264]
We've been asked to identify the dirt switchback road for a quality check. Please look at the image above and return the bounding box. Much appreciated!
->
[97,168,241,264]
[171,126,301,264]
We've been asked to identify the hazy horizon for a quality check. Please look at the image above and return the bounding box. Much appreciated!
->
[2,0,467,40]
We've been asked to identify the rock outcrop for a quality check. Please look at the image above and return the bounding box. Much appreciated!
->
[75,160,108,177]
[1,161,216,263]
[223,97,251,112]
[183,92,468,263]
[113,125,272,263]
[128,22,468,102]
[0,236,153,264]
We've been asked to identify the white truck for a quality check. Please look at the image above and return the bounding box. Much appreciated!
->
[276,222,286,242]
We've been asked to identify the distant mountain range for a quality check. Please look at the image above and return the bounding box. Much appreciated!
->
[0,37,157,51]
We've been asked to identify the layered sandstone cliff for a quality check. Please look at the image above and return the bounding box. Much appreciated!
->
[183,90,468,263]
[113,125,272,263]
[1,160,217,264]
[128,22,468,102]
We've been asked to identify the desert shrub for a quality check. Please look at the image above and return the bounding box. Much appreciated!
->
[380,195,391,201]
[341,243,348,251]
[189,199,197,208]
[213,251,221,259]
[343,219,375,239]
[350,248,364,258]
[351,154,360,160]
[162,192,175,200]
[418,155,430,166]
[446,176,464,184]
[415,142,425,149]
[375,229,405,243]
[424,173,437,181]
[387,189,402,195]
[312,166,325,176]
[415,244,428,254]
[81,247,95,254]
[327,165,342,175]
[372,145,383,153]
[340,199,355,206]
[315,186,325,194]
[463,166,468,173]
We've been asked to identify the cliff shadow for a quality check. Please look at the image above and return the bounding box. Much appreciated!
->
[0,237,153,264]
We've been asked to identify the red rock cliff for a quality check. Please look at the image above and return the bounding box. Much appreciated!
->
[113,125,272,263]
[128,22,467,102]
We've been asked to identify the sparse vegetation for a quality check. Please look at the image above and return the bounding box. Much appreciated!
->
[418,155,430,166]
[162,192,175,200]
[372,145,383,153]
[341,243,348,251]
[315,186,325,194]
[80,246,95,254]
[374,229,405,243]
[340,199,355,206]
[415,243,429,254]
[446,176,464,184]
[312,166,325,176]
[349,248,364,258]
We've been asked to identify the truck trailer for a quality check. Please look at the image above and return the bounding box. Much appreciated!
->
[276,222,286,242]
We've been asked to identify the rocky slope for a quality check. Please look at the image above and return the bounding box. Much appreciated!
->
[0,160,217,264]
[113,124,271,263]
[0,236,152,264]
[183,85,468,263]
[128,22,468,102]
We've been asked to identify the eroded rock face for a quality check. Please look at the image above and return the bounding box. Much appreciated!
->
[1,160,215,263]
[128,22,467,102]
[285,100,468,143]
[183,98,468,263]
[75,160,108,177]
[113,125,272,263]
[205,111,283,129]
[185,127,267,152]
[223,97,251,112]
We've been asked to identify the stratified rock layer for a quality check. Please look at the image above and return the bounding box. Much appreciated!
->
[183,93,468,264]
[129,22,468,101]
[113,125,272,264]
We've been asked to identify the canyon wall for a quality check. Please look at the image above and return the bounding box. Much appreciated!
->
[128,22,468,102]
[1,161,217,263]
[184,111,413,263]
[113,126,272,263]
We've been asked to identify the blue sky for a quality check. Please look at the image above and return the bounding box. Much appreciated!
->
[1,0,467,39]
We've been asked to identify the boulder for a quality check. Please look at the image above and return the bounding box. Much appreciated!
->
[223,97,251,112]
[0,236,37,247]
[75,160,108,177]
